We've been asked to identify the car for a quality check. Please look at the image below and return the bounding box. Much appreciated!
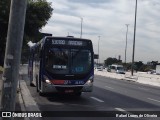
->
[107,65,111,72]
[95,67,103,71]
[147,70,156,74]
[116,66,125,74]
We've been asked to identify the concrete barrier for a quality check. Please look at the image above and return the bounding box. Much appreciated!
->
[95,70,160,87]
[137,76,160,87]
[95,70,124,80]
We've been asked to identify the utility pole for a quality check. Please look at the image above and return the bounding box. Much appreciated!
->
[131,0,138,76]
[97,36,100,65]
[1,0,27,116]
[125,24,129,64]
[80,17,83,38]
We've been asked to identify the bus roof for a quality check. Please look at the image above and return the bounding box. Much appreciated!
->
[44,36,91,41]
[31,36,92,49]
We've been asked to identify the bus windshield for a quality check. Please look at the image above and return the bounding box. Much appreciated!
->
[45,47,92,75]
[117,67,124,70]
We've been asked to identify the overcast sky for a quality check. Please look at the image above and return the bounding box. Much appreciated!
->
[42,0,160,63]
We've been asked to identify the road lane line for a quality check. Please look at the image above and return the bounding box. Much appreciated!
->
[115,108,134,116]
[115,108,126,112]
[105,86,114,90]
[90,97,104,103]
[148,98,160,103]
[138,87,148,91]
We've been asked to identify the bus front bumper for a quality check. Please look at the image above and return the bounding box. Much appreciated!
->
[42,83,93,93]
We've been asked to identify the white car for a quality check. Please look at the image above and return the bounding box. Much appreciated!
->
[116,66,125,74]
[95,67,103,71]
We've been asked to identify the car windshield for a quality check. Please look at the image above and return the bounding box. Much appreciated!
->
[97,67,101,69]
[45,48,92,75]
[117,67,124,70]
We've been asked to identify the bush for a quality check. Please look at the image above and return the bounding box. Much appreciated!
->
[0,66,4,74]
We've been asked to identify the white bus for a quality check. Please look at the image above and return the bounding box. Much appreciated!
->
[109,64,125,74]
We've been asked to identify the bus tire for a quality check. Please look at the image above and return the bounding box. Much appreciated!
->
[39,92,45,96]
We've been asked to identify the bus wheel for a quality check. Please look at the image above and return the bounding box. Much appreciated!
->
[75,92,82,96]
[30,82,35,87]
[39,92,45,96]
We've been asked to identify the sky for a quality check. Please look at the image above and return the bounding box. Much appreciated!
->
[42,0,160,63]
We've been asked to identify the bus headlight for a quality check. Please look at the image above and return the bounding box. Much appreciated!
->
[86,76,94,85]
[43,75,52,84]
[45,80,52,84]
[87,80,92,84]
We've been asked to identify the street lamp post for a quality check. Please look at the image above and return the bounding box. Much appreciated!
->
[80,17,83,38]
[131,0,138,76]
[97,36,100,65]
[125,24,129,64]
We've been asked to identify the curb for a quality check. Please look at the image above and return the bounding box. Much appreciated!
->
[18,90,30,120]
[19,80,42,120]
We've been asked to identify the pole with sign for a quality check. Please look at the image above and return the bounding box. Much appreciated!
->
[1,0,27,115]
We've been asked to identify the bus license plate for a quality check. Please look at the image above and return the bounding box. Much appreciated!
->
[65,90,73,93]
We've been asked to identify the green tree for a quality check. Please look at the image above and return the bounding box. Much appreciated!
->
[104,57,122,66]
[0,0,53,66]
[134,61,143,71]
[25,0,53,41]
[0,0,11,65]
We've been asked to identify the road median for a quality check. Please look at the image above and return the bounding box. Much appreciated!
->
[95,70,160,87]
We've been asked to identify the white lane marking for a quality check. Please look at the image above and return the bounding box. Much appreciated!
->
[138,87,148,91]
[105,86,114,89]
[115,108,126,112]
[148,98,160,103]
[115,108,132,116]
[90,97,104,103]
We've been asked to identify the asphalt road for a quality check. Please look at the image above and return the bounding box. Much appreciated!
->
[21,71,160,120]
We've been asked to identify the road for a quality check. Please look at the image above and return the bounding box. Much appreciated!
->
[20,66,160,120]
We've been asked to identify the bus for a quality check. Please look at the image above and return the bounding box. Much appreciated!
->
[28,36,94,96]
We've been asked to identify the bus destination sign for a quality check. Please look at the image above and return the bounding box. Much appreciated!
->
[51,40,85,46]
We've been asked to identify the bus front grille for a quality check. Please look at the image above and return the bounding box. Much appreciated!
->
[55,86,83,93]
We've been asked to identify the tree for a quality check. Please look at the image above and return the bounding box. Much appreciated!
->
[0,0,11,66]
[104,57,122,66]
[134,61,143,71]
[24,0,53,41]
[0,0,53,66]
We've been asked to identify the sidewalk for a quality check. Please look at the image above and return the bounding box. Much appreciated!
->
[0,74,2,112]
[0,73,25,120]
[0,72,41,120]
[95,70,160,87]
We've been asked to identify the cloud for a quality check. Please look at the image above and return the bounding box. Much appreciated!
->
[42,0,160,63]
